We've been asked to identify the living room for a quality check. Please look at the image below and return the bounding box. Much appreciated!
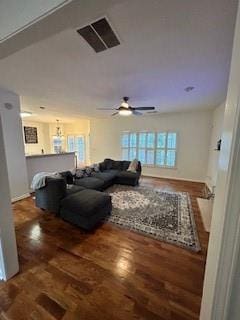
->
[22,106,221,184]
[0,1,240,320]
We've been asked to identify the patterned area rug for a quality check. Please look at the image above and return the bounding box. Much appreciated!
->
[105,185,200,252]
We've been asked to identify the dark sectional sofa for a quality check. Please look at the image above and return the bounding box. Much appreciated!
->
[74,158,141,190]
[35,159,141,230]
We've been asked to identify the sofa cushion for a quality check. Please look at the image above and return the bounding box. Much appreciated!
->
[60,171,74,184]
[66,185,85,196]
[104,158,114,170]
[122,161,131,171]
[111,160,123,170]
[61,189,111,217]
[74,177,104,190]
[91,171,117,183]
[103,169,119,175]
[116,170,140,186]
[117,171,139,178]
[99,161,106,171]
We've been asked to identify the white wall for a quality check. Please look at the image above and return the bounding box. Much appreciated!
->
[23,120,51,155]
[90,110,212,182]
[229,226,240,319]
[206,103,225,190]
[0,112,19,280]
[0,88,29,201]
[0,0,71,42]
[26,153,75,189]
[200,1,240,318]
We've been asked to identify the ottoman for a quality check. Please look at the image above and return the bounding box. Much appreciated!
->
[60,189,112,230]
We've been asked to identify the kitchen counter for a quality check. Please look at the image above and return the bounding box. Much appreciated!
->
[26,152,75,158]
[26,152,76,188]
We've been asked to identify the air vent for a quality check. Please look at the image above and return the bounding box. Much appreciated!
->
[92,18,120,49]
[77,25,106,53]
[77,17,120,53]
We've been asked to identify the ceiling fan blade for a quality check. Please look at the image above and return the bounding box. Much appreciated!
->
[147,110,158,114]
[134,106,155,110]
[111,112,119,116]
[133,110,142,116]
[97,108,117,110]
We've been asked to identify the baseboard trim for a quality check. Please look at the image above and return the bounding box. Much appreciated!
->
[11,193,30,203]
[205,182,212,192]
[197,197,213,232]
[141,174,205,184]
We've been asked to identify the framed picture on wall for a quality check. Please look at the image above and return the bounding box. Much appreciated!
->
[24,126,38,144]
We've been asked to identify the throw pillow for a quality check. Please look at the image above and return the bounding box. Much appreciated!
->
[104,158,114,170]
[93,163,100,172]
[75,168,85,179]
[85,166,93,176]
[60,171,73,184]
[127,159,138,172]
[71,168,76,175]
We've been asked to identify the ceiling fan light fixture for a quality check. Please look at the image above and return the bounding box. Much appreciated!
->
[119,109,132,116]
[97,96,155,116]
[53,119,64,139]
[121,102,129,108]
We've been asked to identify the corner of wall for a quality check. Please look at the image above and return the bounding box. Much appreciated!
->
[205,102,226,191]
[0,88,29,199]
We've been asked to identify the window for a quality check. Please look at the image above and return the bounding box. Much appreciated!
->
[121,132,177,167]
[156,132,177,167]
[67,136,75,152]
[121,132,137,161]
[53,137,63,153]
[136,132,155,165]
[67,135,85,164]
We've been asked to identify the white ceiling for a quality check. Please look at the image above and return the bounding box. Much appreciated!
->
[0,0,237,121]
[0,0,71,42]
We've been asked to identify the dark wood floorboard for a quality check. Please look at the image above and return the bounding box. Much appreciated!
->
[0,177,209,320]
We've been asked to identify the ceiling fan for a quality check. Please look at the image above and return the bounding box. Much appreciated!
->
[97,97,155,116]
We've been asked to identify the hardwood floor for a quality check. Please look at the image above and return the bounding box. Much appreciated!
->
[0,177,209,320]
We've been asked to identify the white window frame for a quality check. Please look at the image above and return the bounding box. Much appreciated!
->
[52,136,63,154]
[67,135,75,152]
[67,134,86,165]
[121,131,178,169]
[155,132,178,169]
[138,132,155,167]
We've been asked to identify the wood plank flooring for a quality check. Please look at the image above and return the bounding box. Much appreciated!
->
[0,177,209,320]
